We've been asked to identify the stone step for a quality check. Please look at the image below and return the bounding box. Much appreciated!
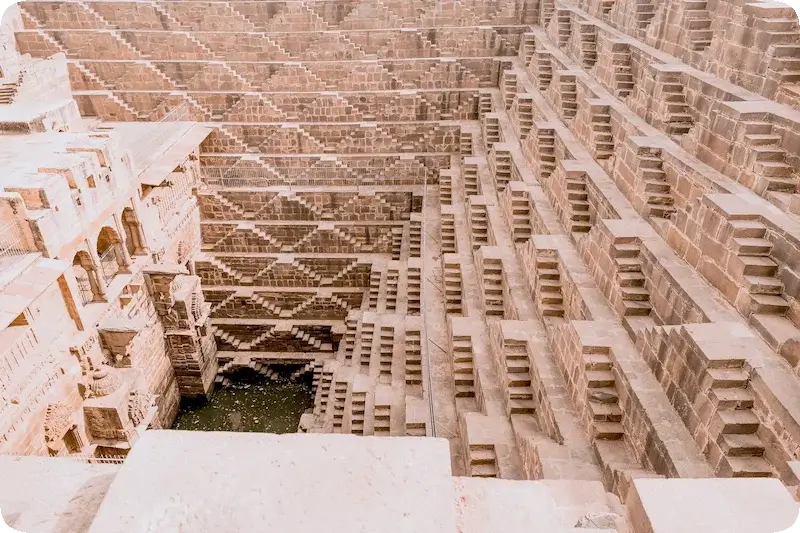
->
[754,160,793,177]
[593,421,624,440]
[615,257,643,272]
[622,299,652,316]
[720,433,765,457]
[740,255,778,276]
[710,387,754,409]
[586,370,615,387]
[584,354,613,371]
[589,400,622,422]
[614,243,641,258]
[732,237,773,256]
[750,145,786,163]
[750,313,800,355]
[750,293,790,314]
[620,286,650,301]
[744,276,783,295]
[618,271,646,287]
[724,456,774,478]
[508,398,536,414]
[731,220,768,238]
[715,409,760,435]
[744,133,782,147]
[764,175,798,192]
[707,367,749,388]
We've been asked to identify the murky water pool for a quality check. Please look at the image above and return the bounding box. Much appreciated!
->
[173,370,314,433]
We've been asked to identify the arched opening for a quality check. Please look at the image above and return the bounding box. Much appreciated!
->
[122,207,147,257]
[96,226,126,282]
[72,251,104,304]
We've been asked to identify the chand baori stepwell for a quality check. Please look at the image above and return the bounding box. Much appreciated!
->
[1,0,800,530]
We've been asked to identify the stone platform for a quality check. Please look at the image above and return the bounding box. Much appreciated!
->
[2,431,798,533]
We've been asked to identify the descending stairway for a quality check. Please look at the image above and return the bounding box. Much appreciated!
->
[504,341,536,414]
[658,73,694,136]
[481,257,505,317]
[585,349,623,441]
[468,444,498,478]
[613,241,653,318]
[405,329,423,386]
[683,0,713,51]
[639,151,676,219]
[469,202,490,249]
[706,362,774,477]
[535,252,566,318]
[635,0,657,30]
[742,121,799,194]
[566,173,592,233]
[444,261,464,316]
[591,105,614,160]
[452,334,476,398]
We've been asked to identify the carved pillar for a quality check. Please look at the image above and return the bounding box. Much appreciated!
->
[144,264,218,400]
[86,246,108,301]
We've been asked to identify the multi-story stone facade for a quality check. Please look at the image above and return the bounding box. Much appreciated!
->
[1,0,800,518]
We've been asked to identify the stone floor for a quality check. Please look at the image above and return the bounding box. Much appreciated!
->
[1,0,800,528]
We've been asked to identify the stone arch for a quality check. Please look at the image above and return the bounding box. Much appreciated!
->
[96,225,127,281]
[72,250,103,304]
[121,207,147,257]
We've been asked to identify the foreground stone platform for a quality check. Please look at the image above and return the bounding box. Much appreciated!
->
[1,431,798,533]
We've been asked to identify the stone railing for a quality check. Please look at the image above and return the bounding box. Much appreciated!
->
[130,101,191,165]
[0,219,35,287]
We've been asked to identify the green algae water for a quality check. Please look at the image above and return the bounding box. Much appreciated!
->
[173,370,314,433]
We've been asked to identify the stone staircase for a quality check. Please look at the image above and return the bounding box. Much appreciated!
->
[469,201,490,249]
[378,326,394,378]
[535,125,557,178]
[468,444,498,478]
[508,187,533,242]
[384,270,399,313]
[0,72,22,104]
[635,0,657,30]
[591,104,615,160]
[504,341,536,414]
[638,150,676,219]
[706,359,774,477]
[332,380,347,430]
[584,348,624,441]
[350,390,366,435]
[612,46,635,98]
[658,72,694,136]
[463,161,481,196]
[601,0,616,16]
[451,334,475,397]
[481,256,505,317]
[443,260,464,316]
[534,50,554,89]
[728,220,798,360]
[535,251,566,319]
[558,72,578,119]
[359,321,374,369]
[251,293,283,317]
[613,240,652,318]
[373,403,391,435]
[405,329,423,386]
[565,171,592,234]
[683,0,713,51]
[579,22,598,69]
[555,10,571,48]
[441,212,458,253]
[290,326,326,350]
[742,120,799,194]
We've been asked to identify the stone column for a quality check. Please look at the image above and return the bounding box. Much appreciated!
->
[86,246,108,301]
[143,264,218,401]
